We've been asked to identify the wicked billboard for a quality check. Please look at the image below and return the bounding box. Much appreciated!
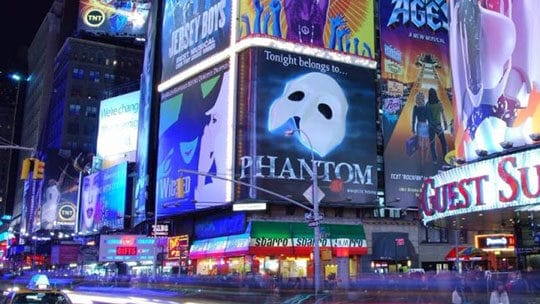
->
[235,47,378,205]
[156,61,234,216]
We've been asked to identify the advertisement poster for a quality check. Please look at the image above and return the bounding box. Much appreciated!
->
[236,47,378,205]
[449,0,540,162]
[80,162,127,234]
[161,0,231,82]
[134,0,158,227]
[379,0,454,208]
[97,90,140,163]
[35,149,82,233]
[77,0,152,38]
[238,0,375,59]
[156,62,234,216]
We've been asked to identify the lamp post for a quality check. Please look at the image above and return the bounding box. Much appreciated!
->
[285,129,321,295]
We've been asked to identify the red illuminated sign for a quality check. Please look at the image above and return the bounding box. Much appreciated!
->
[116,246,138,256]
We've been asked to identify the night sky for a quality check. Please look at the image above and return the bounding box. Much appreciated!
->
[1,1,55,71]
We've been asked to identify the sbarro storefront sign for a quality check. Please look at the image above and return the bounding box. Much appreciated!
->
[420,149,539,225]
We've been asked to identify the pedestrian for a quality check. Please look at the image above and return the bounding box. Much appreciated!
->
[490,281,510,304]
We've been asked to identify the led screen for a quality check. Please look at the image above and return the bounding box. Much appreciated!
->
[156,61,233,216]
[97,90,140,163]
[378,0,454,208]
[161,0,232,83]
[79,162,127,234]
[77,0,152,39]
[99,234,156,262]
[238,0,375,59]
[236,47,378,205]
[449,0,540,162]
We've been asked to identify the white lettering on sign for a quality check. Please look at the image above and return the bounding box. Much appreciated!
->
[486,237,508,247]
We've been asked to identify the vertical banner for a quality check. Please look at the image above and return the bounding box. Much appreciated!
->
[156,62,233,216]
[449,0,540,162]
[161,0,232,82]
[238,0,375,59]
[379,0,454,207]
[236,47,378,205]
[134,0,158,227]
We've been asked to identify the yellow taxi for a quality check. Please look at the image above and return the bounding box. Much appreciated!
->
[1,274,72,304]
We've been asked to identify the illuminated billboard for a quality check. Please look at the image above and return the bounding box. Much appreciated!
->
[420,149,540,225]
[449,0,540,162]
[34,149,82,233]
[378,0,454,208]
[97,90,140,164]
[161,0,232,82]
[99,234,156,262]
[156,61,234,216]
[238,0,375,59]
[235,47,378,205]
[77,0,152,39]
[79,162,128,234]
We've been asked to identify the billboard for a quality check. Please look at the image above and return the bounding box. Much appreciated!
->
[77,0,152,39]
[161,0,232,82]
[236,47,378,205]
[79,162,128,234]
[34,150,82,233]
[99,234,156,262]
[156,61,234,216]
[97,90,140,164]
[449,0,540,162]
[133,0,158,227]
[378,0,455,207]
[238,0,375,59]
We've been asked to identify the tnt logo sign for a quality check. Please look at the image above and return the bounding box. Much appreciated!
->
[58,204,76,221]
[83,8,105,27]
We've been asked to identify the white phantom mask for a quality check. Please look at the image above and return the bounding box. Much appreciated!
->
[268,72,348,157]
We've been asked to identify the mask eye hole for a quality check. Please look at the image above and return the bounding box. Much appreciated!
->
[288,91,305,101]
[318,103,332,119]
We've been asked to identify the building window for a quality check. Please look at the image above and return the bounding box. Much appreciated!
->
[72,67,84,79]
[69,104,81,116]
[422,226,449,243]
[89,70,101,82]
[85,106,98,118]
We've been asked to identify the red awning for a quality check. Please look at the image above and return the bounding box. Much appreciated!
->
[445,246,487,261]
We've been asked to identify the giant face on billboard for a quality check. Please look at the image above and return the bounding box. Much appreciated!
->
[378,0,454,208]
[236,47,378,205]
[77,0,152,38]
[156,62,234,216]
[79,162,127,234]
[449,0,540,162]
[161,0,232,83]
[238,0,375,59]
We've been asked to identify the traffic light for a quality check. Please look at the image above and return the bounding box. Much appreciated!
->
[20,158,33,180]
[32,160,45,180]
[176,177,184,198]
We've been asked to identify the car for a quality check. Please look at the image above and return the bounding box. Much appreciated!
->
[1,274,72,304]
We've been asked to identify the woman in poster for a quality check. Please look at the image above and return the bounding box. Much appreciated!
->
[426,88,448,165]
[411,91,430,164]
[81,173,100,233]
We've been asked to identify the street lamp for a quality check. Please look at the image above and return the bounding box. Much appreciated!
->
[285,128,321,295]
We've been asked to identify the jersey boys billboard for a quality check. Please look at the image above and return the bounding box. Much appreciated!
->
[378,0,455,207]
[236,47,378,205]
[156,62,234,216]
[238,0,375,59]
[449,0,540,162]
[161,0,231,82]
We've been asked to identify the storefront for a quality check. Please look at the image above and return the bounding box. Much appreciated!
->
[371,232,417,273]
[189,221,367,284]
